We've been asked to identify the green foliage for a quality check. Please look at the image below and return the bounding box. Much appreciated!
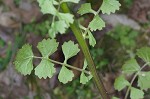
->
[130,87,144,99]
[77,3,95,15]
[136,47,150,63]
[14,44,34,75]
[114,47,150,99]
[122,58,140,74]
[107,25,139,47]
[100,0,121,14]
[89,15,105,31]
[114,75,130,91]
[138,72,150,90]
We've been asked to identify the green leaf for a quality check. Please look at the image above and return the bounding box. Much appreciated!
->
[62,41,80,60]
[61,0,80,3]
[37,0,57,15]
[80,60,92,84]
[87,30,96,47]
[80,73,89,84]
[122,59,140,74]
[89,15,105,31]
[100,0,121,14]
[37,39,58,57]
[49,20,68,38]
[35,59,55,79]
[78,3,95,15]
[136,47,150,64]
[57,13,74,25]
[14,44,33,75]
[130,87,144,99]
[114,75,130,91]
[138,71,150,90]
[58,66,74,84]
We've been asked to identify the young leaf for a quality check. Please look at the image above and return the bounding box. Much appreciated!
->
[58,66,74,84]
[57,13,74,25]
[37,39,59,57]
[130,87,144,99]
[80,73,89,84]
[49,20,68,38]
[62,41,80,60]
[89,15,105,31]
[78,3,95,15]
[114,75,130,91]
[14,44,33,75]
[61,0,80,3]
[136,47,150,64]
[80,60,92,84]
[138,71,150,90]
[100,0,121,14]
[87,30,96,47]
[122,58,140,74]
[37,0,57,15]
[35,59,55,79]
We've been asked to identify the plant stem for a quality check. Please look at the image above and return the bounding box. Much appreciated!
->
[124,63,149,99]
[60,3,110,99]
[33,56,90,75]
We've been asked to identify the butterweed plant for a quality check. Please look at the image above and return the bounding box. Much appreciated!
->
[14,0,121,99]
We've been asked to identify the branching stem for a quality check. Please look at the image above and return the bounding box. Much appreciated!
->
[33,56,90,75]
[124,62,149,99]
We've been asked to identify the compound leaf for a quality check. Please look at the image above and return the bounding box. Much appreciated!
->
[37,39,58,57]
[62,41,80,60]
[35,59,55,79]
[78,3,95,15]
[122,58,140,74]
[58,66,74,84]
[89,15,105,31]
[138,71,150,90]
[100,0,121,14]
[49,20,68,38]
[130,87,144,99]
[87,30,96,47]
[14,44,33,75]
[114,75,130,91]
[37,0,57,15]
[136,47,150,64]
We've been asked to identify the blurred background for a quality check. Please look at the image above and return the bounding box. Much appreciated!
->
[0,0,150,99]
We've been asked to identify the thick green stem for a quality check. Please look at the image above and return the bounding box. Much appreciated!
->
[60,3,110,99]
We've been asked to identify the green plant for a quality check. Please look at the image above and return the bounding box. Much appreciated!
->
[114,47,150,99]
[14,0,121,98]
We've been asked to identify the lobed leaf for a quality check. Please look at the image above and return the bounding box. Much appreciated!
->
[122,58,140,74]
[89,15,105,31]
[78,3,95,15]
[14,44,34,75]
[114,75,130,91]
[35,59,55,79]
[130,87,144,99]
[136,47,150,64]
[37,0,57,15]
[48,20,68,38]
[87,30,96,47]
[138,71,150,90]
[58,66,74,84]
[57,13,74,25]
[37,39,59,57]
[100,0,121,15]
[62,41,80,60]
